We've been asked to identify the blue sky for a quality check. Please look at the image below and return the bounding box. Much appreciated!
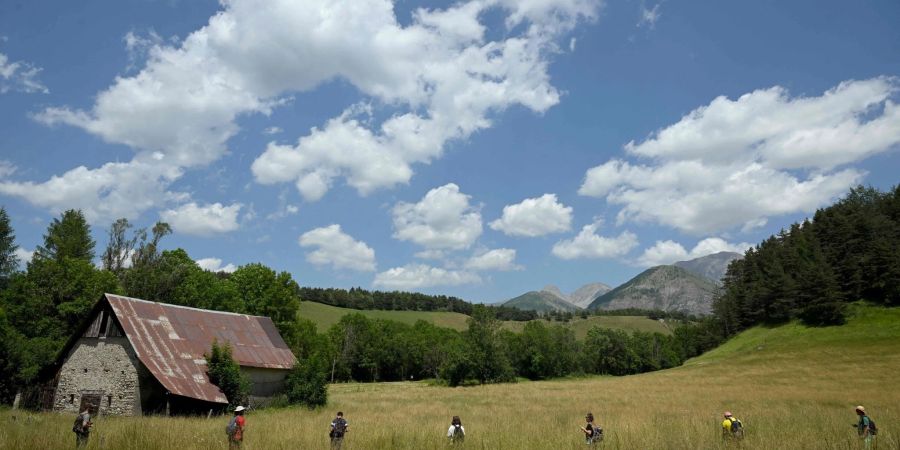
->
[1,0,898,303]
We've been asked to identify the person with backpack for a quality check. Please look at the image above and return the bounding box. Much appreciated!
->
[447,415,465,444]
[580,412,602,445]
[72,408,92,448]
[330,411,349,450]
[853,406,877,449]
[721,411,744,441]
[226,406,246,449]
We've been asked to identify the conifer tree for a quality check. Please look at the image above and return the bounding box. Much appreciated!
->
[34,209,95,263]
[0,207,18,282]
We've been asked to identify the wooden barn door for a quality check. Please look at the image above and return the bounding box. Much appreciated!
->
[78,391,102,416]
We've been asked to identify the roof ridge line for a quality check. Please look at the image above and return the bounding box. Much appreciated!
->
[104,293,271,320]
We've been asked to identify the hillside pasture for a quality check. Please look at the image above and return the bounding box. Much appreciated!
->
[299,300,671,338]
[298,301,471,331]
[501,315,672,338]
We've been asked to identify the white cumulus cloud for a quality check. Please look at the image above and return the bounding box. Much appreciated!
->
[489,193,572,237]
[0,158,185,224]
[392,183,482,250]
[635,237,752,267]
[552,223,639,260]
[248,0,600,200]
[464,248,522,271]
[579,78,900,234]
[373,263,481,290]
[160,202,242,236]
[9,0,598,221]
[299,224,376,272]
[196,257,238,273]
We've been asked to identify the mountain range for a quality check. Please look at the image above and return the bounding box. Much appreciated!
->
[503,283,612,313]
[502,252,743,315]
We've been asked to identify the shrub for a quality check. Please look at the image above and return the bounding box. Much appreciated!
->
[285,354,328,408]
[206,340,249,408]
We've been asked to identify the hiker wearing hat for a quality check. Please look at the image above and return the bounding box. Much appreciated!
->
[721,411,743,440]
[580,413,603,445]
[853,406,877,449]
[226,406,246,449]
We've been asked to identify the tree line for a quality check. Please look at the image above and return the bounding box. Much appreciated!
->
[289,306,707,387]
[298,286,538,321]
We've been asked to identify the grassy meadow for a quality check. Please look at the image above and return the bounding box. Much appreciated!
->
[501,314,672,338]
[298,301,472,331]
[298,300,670,338]
[3,304,898,450]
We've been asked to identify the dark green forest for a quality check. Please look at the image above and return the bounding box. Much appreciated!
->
[714,185,900,333]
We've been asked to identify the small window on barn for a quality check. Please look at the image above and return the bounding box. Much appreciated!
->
[69,395,75,404]
[98,311,109,338]
[105,318,123,337]
[107,395,112,407]
[84,312,104,337]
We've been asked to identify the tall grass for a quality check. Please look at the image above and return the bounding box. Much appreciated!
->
[3,304,897,449]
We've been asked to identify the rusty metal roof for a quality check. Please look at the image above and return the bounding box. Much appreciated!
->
[104,293,296,404]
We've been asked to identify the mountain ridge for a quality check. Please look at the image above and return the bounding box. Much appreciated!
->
[674,251,743,284]
[588,265,718,315]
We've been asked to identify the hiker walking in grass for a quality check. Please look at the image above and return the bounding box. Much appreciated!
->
[853,406,877,449]
[226,406,246,449]
[721,411,744,441]
[330,411,349,450]
[580,412,602,445]
[447,415,465,444]
[72,408,92,448]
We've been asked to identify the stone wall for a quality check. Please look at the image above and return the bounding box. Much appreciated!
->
[53,337,141,416]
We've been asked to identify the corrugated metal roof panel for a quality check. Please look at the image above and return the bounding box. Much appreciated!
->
[105,294,296,404]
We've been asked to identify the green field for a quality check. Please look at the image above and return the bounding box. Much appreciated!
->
[5,303,897,449]
[299,301,670,338]
[501,315,672,338]
[298,301,472,331]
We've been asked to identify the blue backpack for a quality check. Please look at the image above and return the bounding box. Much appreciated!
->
[225,416,238,437]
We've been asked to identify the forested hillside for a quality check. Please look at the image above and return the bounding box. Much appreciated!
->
[714,185,900,333]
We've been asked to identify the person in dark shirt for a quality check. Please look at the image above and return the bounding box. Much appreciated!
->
[330,411,349,450]
[580,412,602,445]
[73,408,92,448]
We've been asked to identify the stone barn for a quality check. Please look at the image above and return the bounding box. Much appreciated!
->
[50,293,296,416]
